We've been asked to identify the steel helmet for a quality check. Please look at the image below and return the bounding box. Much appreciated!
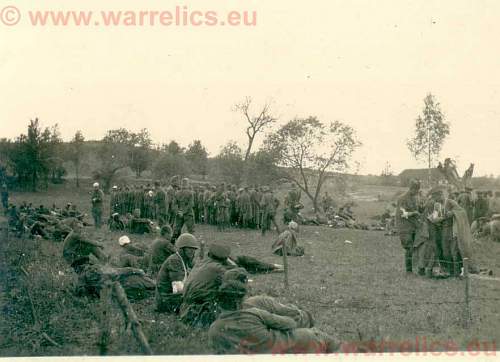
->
[175,233,199,249]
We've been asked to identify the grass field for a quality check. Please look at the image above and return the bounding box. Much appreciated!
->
[1,181,499,356]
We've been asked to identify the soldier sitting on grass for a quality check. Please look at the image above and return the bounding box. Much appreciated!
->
[63,221,155,300]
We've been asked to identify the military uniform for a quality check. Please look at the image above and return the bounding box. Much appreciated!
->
[272,229,304,256]
[209,307,336,354]
[395,185,423,273]
[457,191,473,225]
[242,295,313,328]
[179,256,232,328]
[237,189,252,228]
[91,188,105,228]
[62,229,107,268]
[260,189,280,235]
[156,252,188,313]
[149,237,176,275]
[172,186,195,240]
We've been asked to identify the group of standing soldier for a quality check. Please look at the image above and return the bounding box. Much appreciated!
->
[396,180,485,278]
[104,177,286,238]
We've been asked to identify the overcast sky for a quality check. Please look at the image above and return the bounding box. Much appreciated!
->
[1,0,500,176]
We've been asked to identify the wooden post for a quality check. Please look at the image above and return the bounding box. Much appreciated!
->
[199,238,205,260]
[113,282,153,355]
[463,257,472,328]
[98,277,113,355]
[282,243,289,290]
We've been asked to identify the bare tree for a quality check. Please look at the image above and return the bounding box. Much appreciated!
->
[233,97,277,162]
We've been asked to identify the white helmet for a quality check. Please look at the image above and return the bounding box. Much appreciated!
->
[288,221,299,231]
[93,182,99,188]
[118,235,131,246]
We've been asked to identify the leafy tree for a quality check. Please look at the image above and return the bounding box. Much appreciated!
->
[152,153,191,180]
[163,140,184,155]
[8,119,60,191]
[213,141,245,185]
[47,124,65,185]
[129,128,153,178]
[94,130,130,192]
[233,97,277,162]
[185,140,208,179]
[245,149,280,185]
[407,93,450,184]
[264,117,360,213]
[94,128,153,187]
[67,130,85,187]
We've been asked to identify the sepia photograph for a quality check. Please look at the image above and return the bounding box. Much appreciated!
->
[0,0,499,359]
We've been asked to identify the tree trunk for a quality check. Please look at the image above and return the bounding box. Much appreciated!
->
[244,136,254,162]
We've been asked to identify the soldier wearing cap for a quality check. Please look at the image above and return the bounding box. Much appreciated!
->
[149,225,176,275]
[63,220,107,269]
[415,187,448,277]
[179,242,234,327]
[284,184,302,223]
[129,208,154,234]
[90,182,104,228]
[172,177,195,240]
[395,179,424,273]
[156,233,200,313]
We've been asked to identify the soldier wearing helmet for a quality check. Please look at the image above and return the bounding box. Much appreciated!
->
[156,233,200,313]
